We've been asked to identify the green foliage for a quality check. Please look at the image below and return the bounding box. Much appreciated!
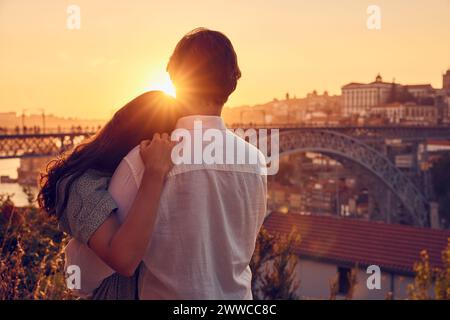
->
[251,226,301,300]
[407,238,450,300]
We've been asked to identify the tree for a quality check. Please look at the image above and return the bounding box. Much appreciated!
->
[251,226,301,299]
[430,154,450,227]
[407,238,450,300]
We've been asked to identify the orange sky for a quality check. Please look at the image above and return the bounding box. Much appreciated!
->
[1,0,449,119]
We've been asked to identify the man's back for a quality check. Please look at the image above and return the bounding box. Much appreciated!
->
[109,116,267,299]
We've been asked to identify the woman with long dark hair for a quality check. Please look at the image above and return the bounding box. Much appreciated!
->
[38,90,181,299]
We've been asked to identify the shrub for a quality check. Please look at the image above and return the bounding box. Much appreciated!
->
[407,238,450,300]
[0,194,73,300]
[251,226,301,299]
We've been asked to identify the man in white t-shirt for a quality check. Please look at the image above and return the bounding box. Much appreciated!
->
[64,28,268,299]
[108,28,267,299]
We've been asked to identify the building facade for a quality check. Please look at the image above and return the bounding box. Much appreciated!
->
[263,212,450,299]
[439,70,450,123]
[342,74,437,118]
[342,74,392,117]
[404,84,435,99]
[443,69,450,92]
[371,102,438,125]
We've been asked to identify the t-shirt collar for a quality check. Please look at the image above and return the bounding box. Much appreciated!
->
[175,115,226,130]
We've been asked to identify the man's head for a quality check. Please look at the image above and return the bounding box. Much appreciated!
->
[167,28,241,113]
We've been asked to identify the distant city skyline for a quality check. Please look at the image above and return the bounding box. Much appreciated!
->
[1,0,449,119]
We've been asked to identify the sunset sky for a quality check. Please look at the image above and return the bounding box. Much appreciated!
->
[1,0,449,119]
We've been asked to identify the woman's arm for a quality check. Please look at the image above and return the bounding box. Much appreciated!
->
[88,133,174,277]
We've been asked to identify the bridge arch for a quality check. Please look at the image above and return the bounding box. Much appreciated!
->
[270,129,428,226]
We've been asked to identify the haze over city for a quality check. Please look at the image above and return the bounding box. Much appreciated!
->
[1,0,450,119]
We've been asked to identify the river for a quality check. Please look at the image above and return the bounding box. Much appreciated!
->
[0,159,37,207]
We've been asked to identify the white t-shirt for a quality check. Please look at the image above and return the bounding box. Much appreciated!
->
[66,115,267,299]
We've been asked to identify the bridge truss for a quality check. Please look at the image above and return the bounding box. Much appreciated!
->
[275,130,430,227]
[0,132,94,159]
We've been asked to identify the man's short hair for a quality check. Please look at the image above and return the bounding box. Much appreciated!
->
[167,28,241,106]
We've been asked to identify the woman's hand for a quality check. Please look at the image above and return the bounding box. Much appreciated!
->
[140,132,175,178]
[89,132,175,277]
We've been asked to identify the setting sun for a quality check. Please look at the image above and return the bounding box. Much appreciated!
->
[147,71,176,97]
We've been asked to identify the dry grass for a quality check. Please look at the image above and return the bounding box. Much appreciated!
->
[407,240,450,300]
[0,194,74,300]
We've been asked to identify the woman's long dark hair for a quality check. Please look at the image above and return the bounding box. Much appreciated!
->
[38,91,180,218]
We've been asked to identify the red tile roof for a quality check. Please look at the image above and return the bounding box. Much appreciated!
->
[427,140,450,146]
[263,212,450,275]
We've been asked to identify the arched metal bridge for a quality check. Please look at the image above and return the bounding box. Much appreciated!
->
[272,130,429,227]
[2,125,450,227]
[2,125,450,159]
[231,124,450,142]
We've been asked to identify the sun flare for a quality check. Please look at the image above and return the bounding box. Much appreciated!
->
[147,71,176,97]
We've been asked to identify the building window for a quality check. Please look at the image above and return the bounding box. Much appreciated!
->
[337,266,351,295]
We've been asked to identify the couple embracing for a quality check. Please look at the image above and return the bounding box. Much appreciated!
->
[38,28,267,300]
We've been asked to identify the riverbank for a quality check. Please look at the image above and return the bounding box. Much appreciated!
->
[0,159,38,207]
